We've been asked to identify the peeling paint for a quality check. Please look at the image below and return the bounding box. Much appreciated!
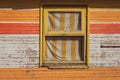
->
[90,34,120,67]
[0,34,39,68]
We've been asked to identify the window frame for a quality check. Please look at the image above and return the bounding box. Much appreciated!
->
[40,5,88,68]
[44,6,86,36]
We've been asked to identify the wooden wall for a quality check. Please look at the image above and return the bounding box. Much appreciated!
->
[0,0,120,80]
[0,0,120,68]
[89,6,120,67]
[0,0,40,68]
[0,68,120,80]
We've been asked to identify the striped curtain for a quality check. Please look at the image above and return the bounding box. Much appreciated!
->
[48,12,81,31]
[44,37,84,62]
[43,12,83,62]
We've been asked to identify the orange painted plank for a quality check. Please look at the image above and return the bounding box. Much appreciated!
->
[0,68,120,80]
[90,11,120,22]
[0,10,39,22]
[90,24,120,34]
[0,23,39,34]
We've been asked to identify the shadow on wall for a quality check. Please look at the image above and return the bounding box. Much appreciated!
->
[41,0,120,8]
[0,0,39,9]
[88,0,120,8]
[0,0,119,9]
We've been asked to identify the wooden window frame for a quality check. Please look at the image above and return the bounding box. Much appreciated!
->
[40,5,88,68]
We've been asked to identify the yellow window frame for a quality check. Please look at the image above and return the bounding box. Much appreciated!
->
[40,5,88,68]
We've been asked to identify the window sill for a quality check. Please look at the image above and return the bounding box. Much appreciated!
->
[42,63,89,69]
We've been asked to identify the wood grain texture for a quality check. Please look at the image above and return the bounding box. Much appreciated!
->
[0,68,120,80]
[0,35,39,68]
[0,9,39,22]
[0,23,39,34]
[90,24,120,34]
[0,34,120,68]
[90,34,120,67]
[90,11,120,22]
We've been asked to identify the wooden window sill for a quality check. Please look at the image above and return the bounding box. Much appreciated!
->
[42,63,89,69]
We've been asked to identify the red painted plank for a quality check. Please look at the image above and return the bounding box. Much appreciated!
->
[90,24,120,34]
[0,23,39,34]
[1,23,120,34]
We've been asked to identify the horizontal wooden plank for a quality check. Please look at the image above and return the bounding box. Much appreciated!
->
[90,11,120,22]
[0,9,39,22]
[90,34,120,67]
[0,34,39,68]
[1,23,120,34]
[90,24,120,34]
[0,23,39,34]
[0,68,120,80]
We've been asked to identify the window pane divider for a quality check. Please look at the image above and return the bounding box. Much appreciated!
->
[44,33,85,36]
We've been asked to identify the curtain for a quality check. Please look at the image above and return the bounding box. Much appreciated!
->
[48,12,81,31]
[43,12,83,62]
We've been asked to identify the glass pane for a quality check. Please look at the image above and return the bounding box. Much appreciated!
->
[43,36,84,63]
[48,12,81,32]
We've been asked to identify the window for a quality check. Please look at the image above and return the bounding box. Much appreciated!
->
[40,6,88,68]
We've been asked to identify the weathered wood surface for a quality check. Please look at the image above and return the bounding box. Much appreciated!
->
[90,10,120,22]
[90,34,120,67]
[0,0,120,68]
[0,34,120,68]
[90,24,120,34]
[0,23,39,34]
[0,9,39,22]
[0,68,120,80]
[0,35,39,68]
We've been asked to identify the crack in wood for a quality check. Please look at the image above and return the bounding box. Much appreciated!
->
[101,45,120,48]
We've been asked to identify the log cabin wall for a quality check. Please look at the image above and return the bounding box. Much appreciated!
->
[0,0,120,68]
